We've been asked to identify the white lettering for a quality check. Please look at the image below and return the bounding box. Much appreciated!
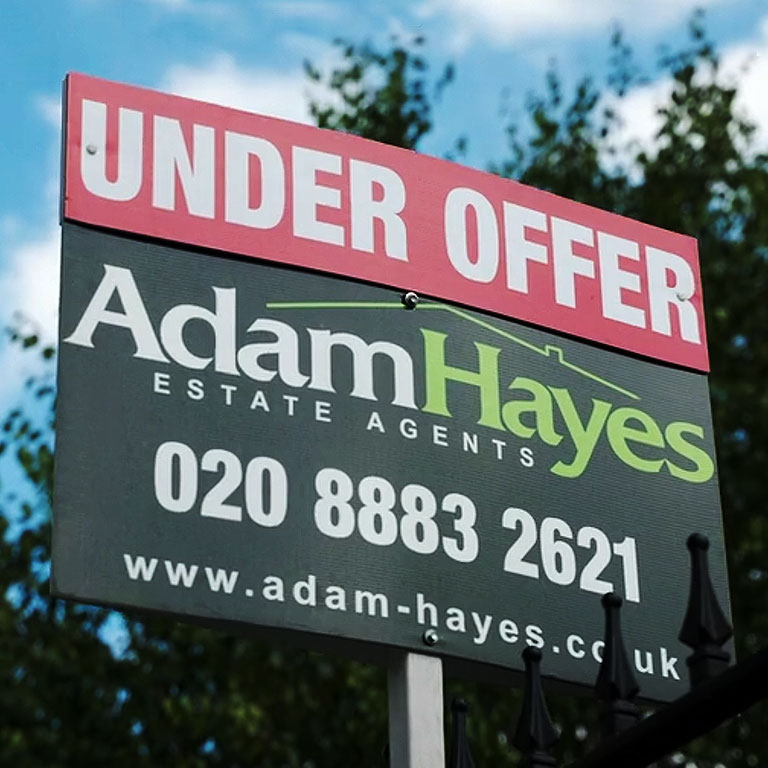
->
[153,371,171,395]
[445,607,466,633]
[164,560,198,588]
[366,410,385,433]
[552,217,595,308]
[416,593,437,626]
[634,649,654,674]
[64,265,168,362]
[597,232,645,328]
[187,378,204,400]
[525,624,545,648]
[203,566,238,594]
[504,202,548,292]
[225,131,285,228]
[659,647,680,680]
[237,319,308,387]
[262,575,285,602]
[153,117,215,218]
[292,146,344,246]
[566,634,585,658]
[123,553,158,581]
[249,390,269,412]
[498,618,519,643]
[315,400,332,422]
[445,187,498,283]
[81,99,143,201]
[646,246,701,343]
[220,383,237,405]
[471,612,493,645]
[159,287,237,373]
[283,394,298,416]
[350,159,407,260]
[432,424,448,447]
[293,574,317,606]
[354,589,389,617]
[462,432,478,454]
[325,585,346,611]
[308,330,416,408]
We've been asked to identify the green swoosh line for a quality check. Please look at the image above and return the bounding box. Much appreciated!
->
[265,300,640,401]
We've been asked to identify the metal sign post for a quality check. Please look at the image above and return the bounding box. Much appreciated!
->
[388,653,445,767]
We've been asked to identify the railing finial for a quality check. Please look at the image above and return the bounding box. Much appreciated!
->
[513,647,558,767]
[679,532,733,688]
[595,591,640,739]
[447,698,476,768]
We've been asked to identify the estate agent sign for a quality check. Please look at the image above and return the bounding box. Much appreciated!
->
[52,74,729,702]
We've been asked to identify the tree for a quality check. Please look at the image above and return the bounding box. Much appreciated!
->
[498,19,768,763]
[304,36,453,150]
[2,17,766,766]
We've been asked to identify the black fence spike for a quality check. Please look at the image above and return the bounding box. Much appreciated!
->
[594,592,640,739]
[679,532,733,687]
[513,647,558,768]
[447,698,477,768]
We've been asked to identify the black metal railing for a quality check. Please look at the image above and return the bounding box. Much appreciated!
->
[443,532,767,768]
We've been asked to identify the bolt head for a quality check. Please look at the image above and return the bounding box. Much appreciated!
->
[402,291,419,309]
[422,628,439,646]
[86,144,98,155]
[687,532,710,551]
[522,645,542,662]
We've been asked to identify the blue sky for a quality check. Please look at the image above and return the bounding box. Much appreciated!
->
[2,0,768,419]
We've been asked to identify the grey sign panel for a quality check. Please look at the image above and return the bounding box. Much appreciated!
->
[52,223,729,701]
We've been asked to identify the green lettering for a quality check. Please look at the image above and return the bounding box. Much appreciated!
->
[665,422,715,483]
[502,376,562,445]
[549,388,612,478]
[606,407,665,474]
[420,329,503,429]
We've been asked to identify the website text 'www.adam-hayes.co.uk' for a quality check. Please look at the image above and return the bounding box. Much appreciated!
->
[122,552,683,682]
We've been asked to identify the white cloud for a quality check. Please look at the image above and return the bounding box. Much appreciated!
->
[35,95,62,129]
[79,0,234,18]
[0,227,60,340]
[603,13,768,168]
[601,78,672,170]
[0,214,23,241]
[0,87,63,407]
[162,53,314,124]
[142,0,233,18]
[0,225,60,405]
[419,0,728,47]
[720,17,768,147]
[279,31,335,62]
[263,0,340,20]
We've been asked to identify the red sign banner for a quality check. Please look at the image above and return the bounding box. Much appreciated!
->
[63,73,709,371]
